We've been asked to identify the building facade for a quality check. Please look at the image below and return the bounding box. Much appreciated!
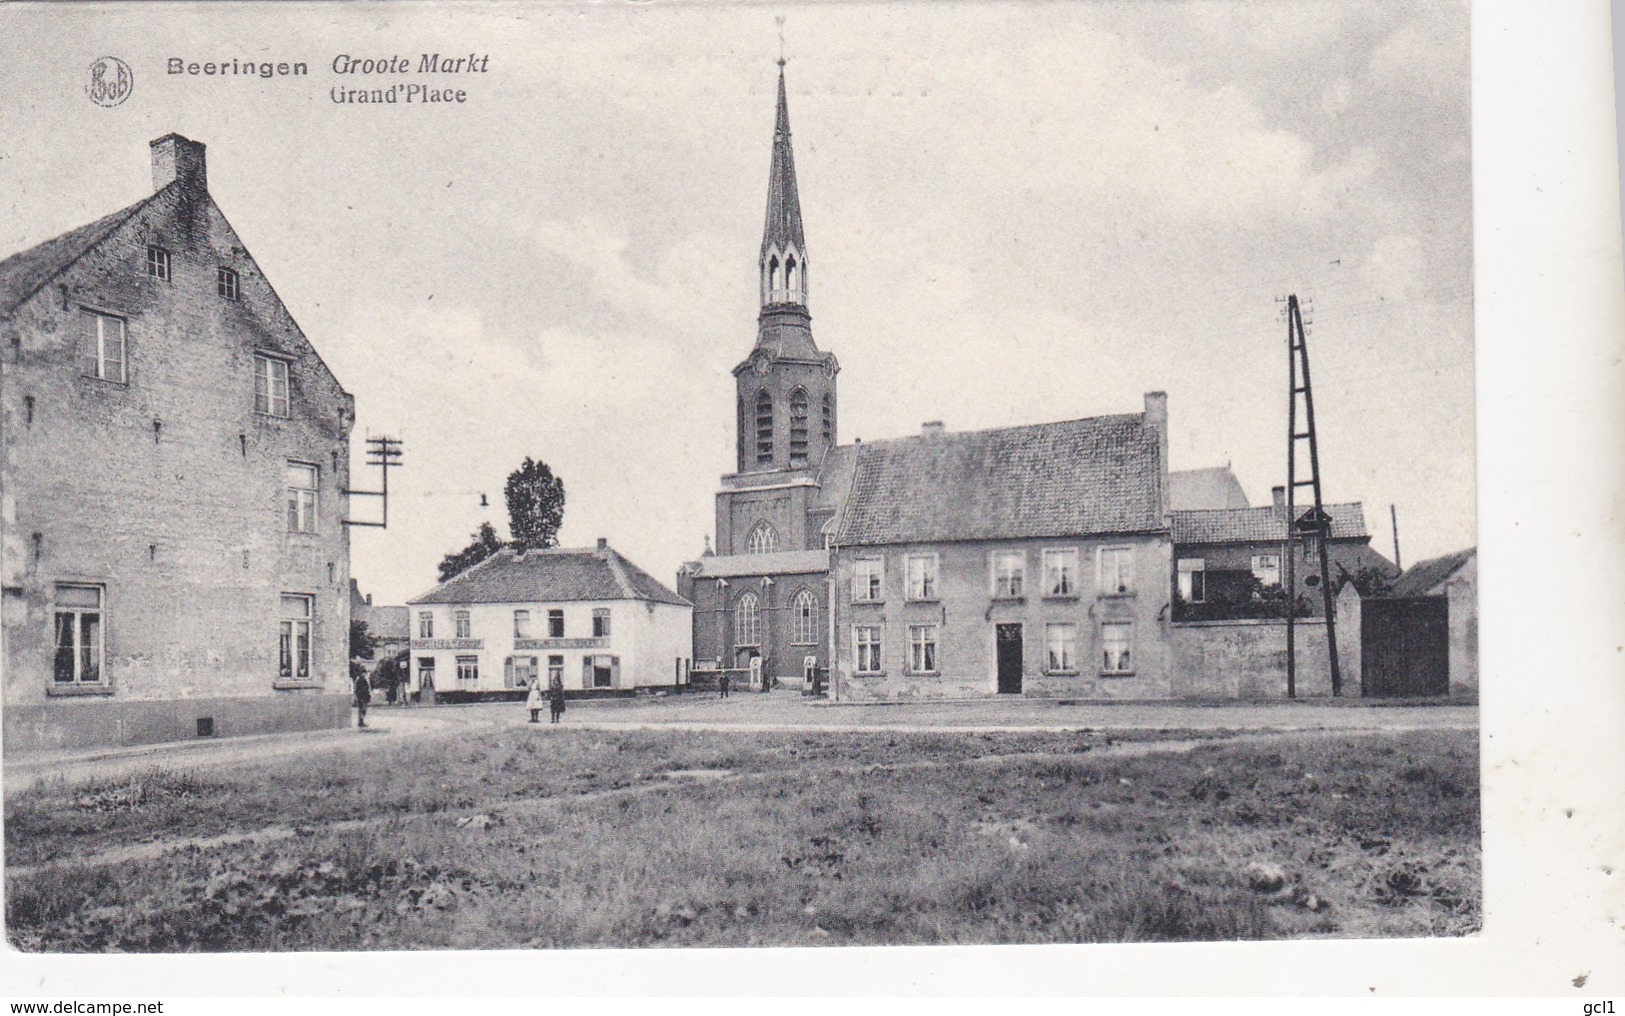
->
[408,540,691,699]
[0,134,356,752]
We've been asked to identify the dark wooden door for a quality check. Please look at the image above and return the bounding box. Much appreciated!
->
[1361,597,1449,697]
[996,623,1023,694]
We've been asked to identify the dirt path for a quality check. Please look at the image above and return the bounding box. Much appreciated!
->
[5,727,1388,878]
[4,696,1477,795]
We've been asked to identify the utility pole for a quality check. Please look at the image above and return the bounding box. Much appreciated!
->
[343,435,404,528]
[1283,294,1342,698]
[1390,503,1402,572]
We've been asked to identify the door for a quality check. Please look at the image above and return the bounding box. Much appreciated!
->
[996,623,1023,694]
[1361,596,1449,697]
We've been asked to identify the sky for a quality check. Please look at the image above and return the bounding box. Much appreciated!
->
[0,1,1474,606]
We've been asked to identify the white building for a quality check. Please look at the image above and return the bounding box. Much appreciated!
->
[405,539,692,699]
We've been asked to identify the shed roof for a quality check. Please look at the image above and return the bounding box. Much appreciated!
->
[1387,547,1476,597]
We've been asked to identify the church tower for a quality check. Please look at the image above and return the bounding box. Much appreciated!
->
[734,61,839,475]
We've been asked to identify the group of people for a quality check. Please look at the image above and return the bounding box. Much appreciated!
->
[527,673,568,724]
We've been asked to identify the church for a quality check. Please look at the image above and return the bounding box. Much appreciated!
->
[677,66,1381,701]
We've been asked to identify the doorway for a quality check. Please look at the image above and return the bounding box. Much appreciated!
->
[996,623,1023,694]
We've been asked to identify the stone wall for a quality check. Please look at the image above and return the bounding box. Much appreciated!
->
[1170,586,1361,699]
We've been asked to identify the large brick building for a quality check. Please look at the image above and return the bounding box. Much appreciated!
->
[0,134,356,752]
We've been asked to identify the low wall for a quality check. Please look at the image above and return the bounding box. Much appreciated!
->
[1170,618,1360,699]
[3,692,351,756]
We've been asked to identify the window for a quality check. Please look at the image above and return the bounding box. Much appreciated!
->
[254,354,290,417]
[1045,623,1078,674]
[547,654,564,686]
[278,594,312,680]
[53,585,104,684]
[548,609,565,638]
[755,390,774,465]
[1177,558,1206,603]
[456,655,479,682]
[505,655,537,688]
[735,592,760,647]
[792,588,817,644]
[746,521,778,555]
[821,393,833,446]
[908,624,938,674]
[286,462,318,533]
[79,310,127,384]
[992,550,1025,598]
[789,389,809,464]
[417,611,433,639]
[586,654,619,689]
[454,610,471,639]
[146,245,170,281]
[1099,546,1134,594]
[513,609,531,638]
[906,554,938,600]
[1101,622,1133,675]
[852,558,883,602]
[217,266,239,300]
[1043,548,1079,597]
[592,608,611,638]
[1251,554,1281,588]
[854,626,882,674]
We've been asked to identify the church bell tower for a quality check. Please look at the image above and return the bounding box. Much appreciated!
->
[734,61,839,475]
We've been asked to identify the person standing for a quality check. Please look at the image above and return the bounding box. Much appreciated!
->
[548,672,567,724]
[353,669,372,728]
[526,674,544,723]
[719,670,730,699]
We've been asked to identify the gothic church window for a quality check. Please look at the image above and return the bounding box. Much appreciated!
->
[789,388,809,465]
[755,390,774,465]
[747,521,778,555]
[822,393,833,446]
[792,588,817,645]
[735,591,761,648]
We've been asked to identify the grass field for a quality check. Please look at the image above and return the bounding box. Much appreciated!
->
[4,726,1479,951]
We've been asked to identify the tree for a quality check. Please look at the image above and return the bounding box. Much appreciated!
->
[438,520,506,582]
[349,619,378,661]
[505,457,566,550]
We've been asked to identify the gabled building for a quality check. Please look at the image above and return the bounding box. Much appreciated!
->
[829,400,1173,700]
[0,135,356,752]
[1170,486,1392,620]
[407,539,691,700]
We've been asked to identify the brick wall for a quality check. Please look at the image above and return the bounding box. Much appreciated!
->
[1,170,354,752]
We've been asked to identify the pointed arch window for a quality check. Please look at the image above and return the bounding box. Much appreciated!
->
[785,255,797,299]
[755,389,775,465]
[767,255,780,295]
[821,393,833,446]
[746,521,778,555]
[792,588,817,645]
[735,591,761,648]
[737,396,747,469]
[789,388,810,465]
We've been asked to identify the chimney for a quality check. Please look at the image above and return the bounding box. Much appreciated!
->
[921,421,945,438]
[596,537,608,551]
[150,134,207,194]
[1143,391,1170,519]
[1272,486,1286,512]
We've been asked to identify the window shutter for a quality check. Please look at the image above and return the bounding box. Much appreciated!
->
[611,657,621,688]
[582,657,593,688]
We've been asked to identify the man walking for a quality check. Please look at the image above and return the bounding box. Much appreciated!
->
[354,669,372,728]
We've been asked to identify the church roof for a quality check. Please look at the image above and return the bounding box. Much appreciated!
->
[1169,466,1251,511]
[760,65,806,261]
[409,544,690,607]
[832,414,1165,546]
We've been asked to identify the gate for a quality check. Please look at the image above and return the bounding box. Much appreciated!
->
[1361,597,1449,697]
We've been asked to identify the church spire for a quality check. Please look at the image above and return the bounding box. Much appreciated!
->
[760,61,807,308]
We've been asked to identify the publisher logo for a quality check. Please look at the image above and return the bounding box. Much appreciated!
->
[87,56,133,107]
